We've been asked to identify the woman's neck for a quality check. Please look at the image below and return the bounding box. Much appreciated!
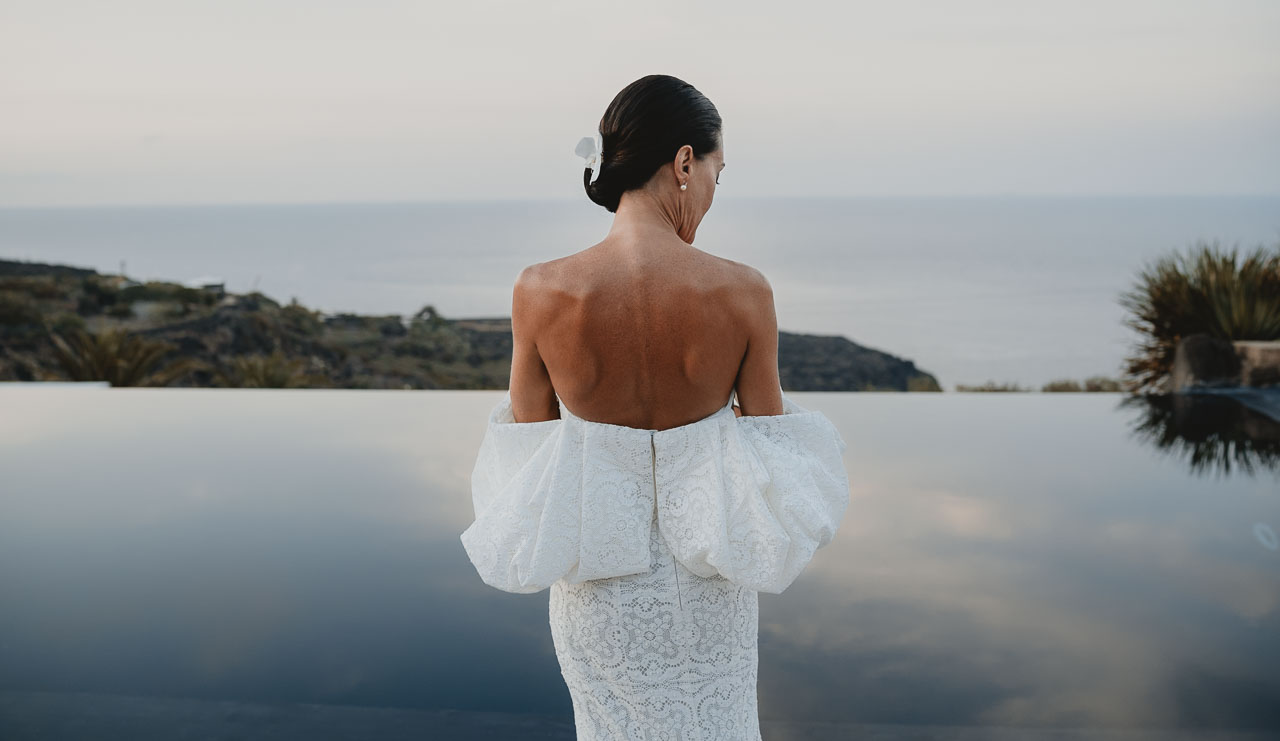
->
[607,189,684,245]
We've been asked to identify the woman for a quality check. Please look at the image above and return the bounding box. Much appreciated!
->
[460,74,850,740]
[507,74,775,429]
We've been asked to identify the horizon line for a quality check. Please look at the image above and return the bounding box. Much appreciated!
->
[3,193,1279,211]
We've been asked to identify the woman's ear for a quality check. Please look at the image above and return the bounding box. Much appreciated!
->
[672,144,693,183]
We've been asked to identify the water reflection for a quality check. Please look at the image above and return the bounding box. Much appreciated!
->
[0,387,1277,736]
[1120,392,1280,478]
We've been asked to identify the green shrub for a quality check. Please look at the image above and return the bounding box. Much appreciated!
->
[49,312,86,334]
[118,281,208,305]
[281,298,323,335]
[0,290,43,325]
[1083,376,1123,392]
[1042,379,1082,392]
[1119,239,1280,393]
[45,326,206,386]
[213,350,329,388]
[82,276,119,304]
[955,381,1031,392]
[0,275,63,299]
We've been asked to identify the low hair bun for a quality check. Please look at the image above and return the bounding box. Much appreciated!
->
[584,150,622,212]
[581,75,722,214]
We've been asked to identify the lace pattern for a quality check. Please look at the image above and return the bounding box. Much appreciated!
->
[459,388,849,740]
[549,506,762,741]
[459,388,849,595]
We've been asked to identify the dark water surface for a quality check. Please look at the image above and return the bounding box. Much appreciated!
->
[1,387,1277,739]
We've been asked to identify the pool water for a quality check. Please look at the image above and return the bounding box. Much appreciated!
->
[1,387,1277,739]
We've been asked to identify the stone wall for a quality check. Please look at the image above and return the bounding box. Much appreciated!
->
[1171,333,1280,390]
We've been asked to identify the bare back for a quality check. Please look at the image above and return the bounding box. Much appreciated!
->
[513,242,780,431]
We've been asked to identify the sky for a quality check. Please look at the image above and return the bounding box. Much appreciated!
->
[2,0,1278,207]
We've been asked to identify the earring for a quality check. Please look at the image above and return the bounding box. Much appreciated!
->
[680,183,687,191]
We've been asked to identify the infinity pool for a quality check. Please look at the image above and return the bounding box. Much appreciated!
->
[1,387,1277,740]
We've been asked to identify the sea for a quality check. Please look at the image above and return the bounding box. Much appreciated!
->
[1,195,1276,390]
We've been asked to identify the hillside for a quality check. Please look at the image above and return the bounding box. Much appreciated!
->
[0,258,942,391]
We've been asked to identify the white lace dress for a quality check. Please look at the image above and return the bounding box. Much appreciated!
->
[459,389,850,741]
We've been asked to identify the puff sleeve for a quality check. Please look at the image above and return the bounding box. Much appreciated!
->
[459,392,656,594]
[459,390,851,595]
[459,394,569,594]
[653,391,851,594]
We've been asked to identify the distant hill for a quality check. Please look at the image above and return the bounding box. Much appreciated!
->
[779,331,940,392]
[0,258,942,391]
[452,317,940,392]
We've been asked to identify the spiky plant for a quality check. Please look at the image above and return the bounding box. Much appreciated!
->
[44,325,206,386]
[212,349,329,388]
[1118,240,1280,394]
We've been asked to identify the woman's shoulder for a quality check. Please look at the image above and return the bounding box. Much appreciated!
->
[699,256,773,319]
[516,248,769,307]
[711,255,771,291]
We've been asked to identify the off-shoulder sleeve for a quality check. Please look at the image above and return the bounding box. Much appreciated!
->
[459,391,656,594]
[460,389,851,596]
[654,391,850,594]
[458,392,569,594]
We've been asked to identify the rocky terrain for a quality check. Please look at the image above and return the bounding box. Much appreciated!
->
[0,258,942,391]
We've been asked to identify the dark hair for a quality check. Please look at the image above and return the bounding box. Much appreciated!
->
[584,75,722,213]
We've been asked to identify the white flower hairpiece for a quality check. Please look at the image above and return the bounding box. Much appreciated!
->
[575,131,604,184]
